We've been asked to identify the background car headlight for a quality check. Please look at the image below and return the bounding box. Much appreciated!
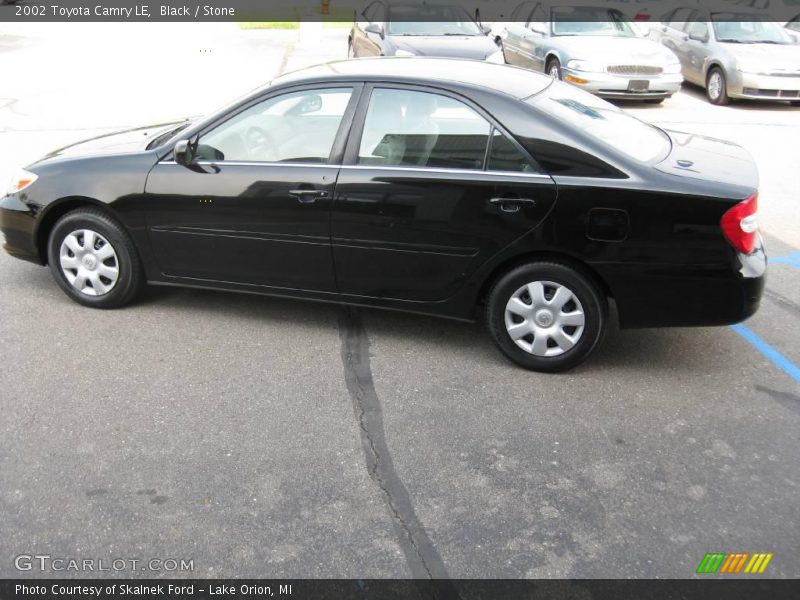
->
[664,62,682,74]
[393,49,417,57]
[486,49,505,64]
[5,169,38,196]
[567,60,605,73]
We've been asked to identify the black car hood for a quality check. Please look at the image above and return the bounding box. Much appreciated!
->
[392,35,498,59]
[40,122,187,162]
[655,130,758,192]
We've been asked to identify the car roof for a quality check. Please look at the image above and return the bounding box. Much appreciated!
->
[271,57,553,100]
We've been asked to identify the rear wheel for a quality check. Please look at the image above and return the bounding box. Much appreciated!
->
[546,58,562,80]
[706,67,730,105]
[47,208,143,309]
[486,262,607,372]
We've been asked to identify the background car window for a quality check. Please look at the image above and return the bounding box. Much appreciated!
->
[488,129,536,173]
[358,89,491,170]
[686,20,709,39]
[667,8,693,30]
[510,1,536,21]
[387,5,482,36]
[198,88,352,163]
[362,1,381,22]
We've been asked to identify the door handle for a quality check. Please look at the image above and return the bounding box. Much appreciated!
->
[289,189,329,204]
[489,197,536,213]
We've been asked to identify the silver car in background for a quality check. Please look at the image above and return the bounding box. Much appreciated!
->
[650,7,800,105]
[498,2,683,103]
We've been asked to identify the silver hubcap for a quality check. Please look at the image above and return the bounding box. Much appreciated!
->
[708,72,722,100]
[549,65,560,79]
[504,281,585,357]
[59,229,119,296]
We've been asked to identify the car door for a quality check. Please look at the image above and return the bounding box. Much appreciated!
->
[659,7,693,57]
[502,1,538,66]
[680,17,712,84]
[143,85,360,291]
[331,85,557,302]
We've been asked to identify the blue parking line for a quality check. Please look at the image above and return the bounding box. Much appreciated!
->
[770,252,800,270]
[730,324,800,384]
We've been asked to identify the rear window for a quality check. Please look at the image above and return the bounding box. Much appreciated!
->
[529,83,671,163]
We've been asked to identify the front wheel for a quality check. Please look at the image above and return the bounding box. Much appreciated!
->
[546,58,562,80]
[47,208,144,309]
[486,262,607,372]
[706,67,730,105]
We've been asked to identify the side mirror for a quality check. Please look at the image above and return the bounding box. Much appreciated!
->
[529,23,546,35]
[364,23,384,38]
[688,31,708,43]
[174,139,193,165]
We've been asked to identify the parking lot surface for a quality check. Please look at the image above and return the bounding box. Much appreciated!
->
[1,23,798,579]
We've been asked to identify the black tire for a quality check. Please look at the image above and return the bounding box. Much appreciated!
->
[706,67,730,105]
[47,208,144,309]
[486,261,607,372]
[546,57,562,80]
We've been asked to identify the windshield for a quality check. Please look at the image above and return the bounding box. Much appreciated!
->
[388,5,481,35]
[712,15,792,43]
[551,7,637,37]
[530,83,671,163]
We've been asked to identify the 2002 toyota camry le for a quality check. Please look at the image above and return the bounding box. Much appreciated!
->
[0,58,765,372]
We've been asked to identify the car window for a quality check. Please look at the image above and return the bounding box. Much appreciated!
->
[529,83,671,163]
[358,88,491,170]
[198,88,352,163]
[686,20,709,39]
[387,5,482,35]
[488,129,536,173]
[668,8,693,30]
[510,1,534,21]
[362,1,379,22]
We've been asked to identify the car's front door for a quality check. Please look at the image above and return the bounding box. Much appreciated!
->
[680,17,712,84]
[143,85,359,291]
[331,85,557,302]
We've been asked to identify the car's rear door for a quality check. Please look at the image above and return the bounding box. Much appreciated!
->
[330,84,557,302]
[143,84,361,291]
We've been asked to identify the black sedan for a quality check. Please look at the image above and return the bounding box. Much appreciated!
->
[348,1,503,61]
[0,58,765,372]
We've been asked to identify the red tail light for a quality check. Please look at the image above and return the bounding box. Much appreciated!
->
[721,193,759,254]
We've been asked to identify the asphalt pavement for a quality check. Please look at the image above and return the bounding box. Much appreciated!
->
[0,23,798,579]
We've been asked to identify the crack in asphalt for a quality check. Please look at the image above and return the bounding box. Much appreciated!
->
[338,307,460,595]
[764,287,800,319]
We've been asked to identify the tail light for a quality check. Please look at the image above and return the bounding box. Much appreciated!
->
[720,193,759,254]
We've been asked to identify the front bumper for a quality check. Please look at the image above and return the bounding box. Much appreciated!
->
[0,194,41,264]
[728,71,800,101]
[561,68,683,99]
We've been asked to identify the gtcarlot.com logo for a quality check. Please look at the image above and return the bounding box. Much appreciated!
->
[14,554,194,573]
[696,552,773,575]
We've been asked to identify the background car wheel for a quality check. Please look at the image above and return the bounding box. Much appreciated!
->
[47,208,144,309]
[706,67,729,105]
[546,58,562,80]
[486,261,607,372]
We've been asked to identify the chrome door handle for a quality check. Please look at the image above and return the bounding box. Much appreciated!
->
[289,190,329,203]
[489,197,536,213]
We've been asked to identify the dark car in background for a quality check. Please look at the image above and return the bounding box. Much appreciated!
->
[0,58,765,372]
[348,1,503,61]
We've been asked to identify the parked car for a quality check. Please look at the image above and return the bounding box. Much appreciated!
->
[0,58,765,372]
[649,7,800,104]
[348,1,503,61]
[497,2,683,102]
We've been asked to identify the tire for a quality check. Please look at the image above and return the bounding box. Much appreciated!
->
[706,67,729,105]
[546,58,562,80]
[47,208,144,309]
[486,262,607,372]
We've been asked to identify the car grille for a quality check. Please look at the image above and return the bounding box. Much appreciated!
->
[607,65,663,76]
[742,88,800,98]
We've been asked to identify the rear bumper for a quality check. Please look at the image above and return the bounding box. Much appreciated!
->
[0,194,41,264]
[595,243,766,329]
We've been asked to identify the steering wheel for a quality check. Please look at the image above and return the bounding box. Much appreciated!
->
[244,126,277,161]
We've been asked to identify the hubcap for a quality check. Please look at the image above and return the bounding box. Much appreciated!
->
[59,229,120,296]
[504,280,586,357]
[708,73,722,100]
[549,65,560,79]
